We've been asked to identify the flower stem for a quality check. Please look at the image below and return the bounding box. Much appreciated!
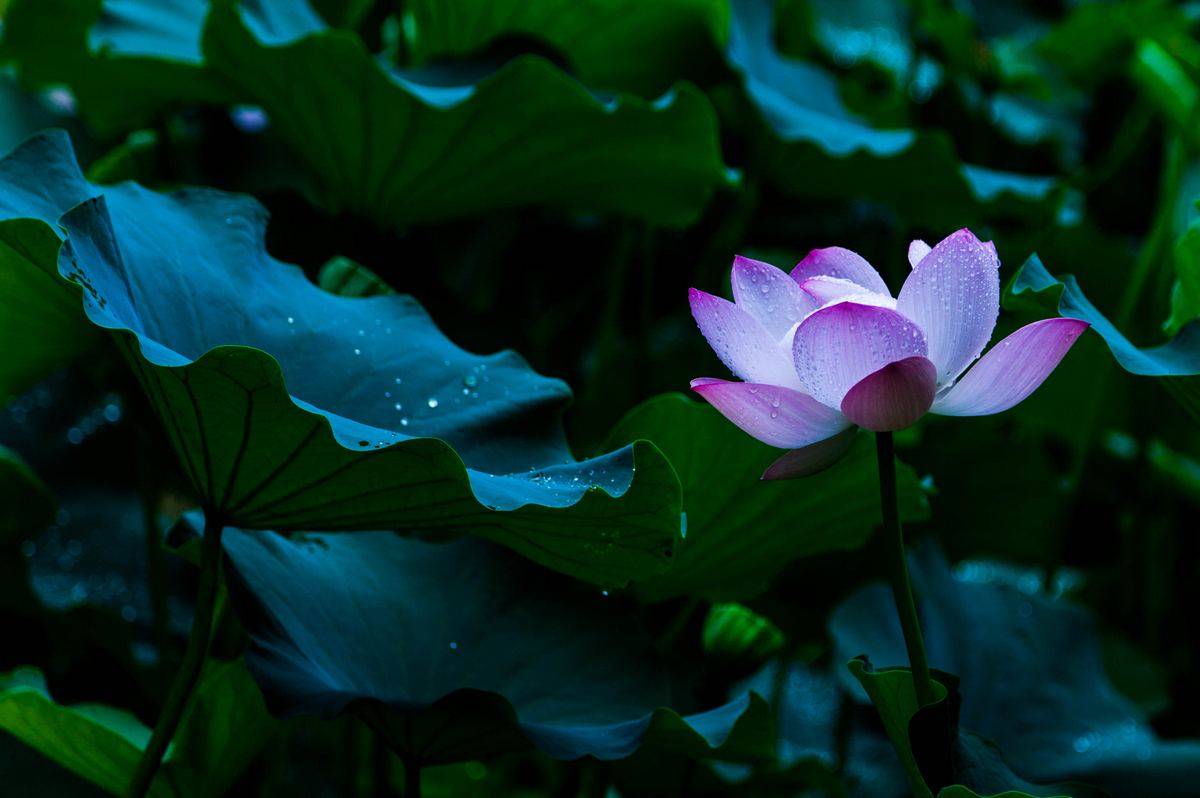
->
[874,432,935,708]
[124,516,224,798]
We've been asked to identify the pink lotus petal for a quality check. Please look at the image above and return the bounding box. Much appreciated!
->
[896,228,999,386]
[931,318,1090,416]
[761,427,859,480]
[792,301,928,409]
[983,239,999,269]
[840,356,937,431]
[798,275,891,306]
[689,288,801,389]
[691,378,849,449]
[731,255,818,338]
[907,240,931,268]
[791,247,891,297]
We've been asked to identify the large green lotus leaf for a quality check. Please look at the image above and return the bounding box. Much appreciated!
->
[1006,254,1200,422]
[201,0,731,227]
[218,524,771,764]
[0,130,684,586]
[0,659,272,797]
[401,0,729,96]
[606,394,928,602]
[0,445,54,542]
[0,130,101,402]
[2,0,732,226]
[0,0,231,134]
[726,0,1059,228]
[831,547,1200,797]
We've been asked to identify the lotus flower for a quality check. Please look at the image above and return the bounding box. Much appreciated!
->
[689,230,1089,479]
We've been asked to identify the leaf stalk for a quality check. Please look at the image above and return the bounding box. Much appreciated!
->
[874,431,936,708]
[124,514,225,798]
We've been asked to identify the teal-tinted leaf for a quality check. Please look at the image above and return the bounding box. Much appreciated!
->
[732,659,906,796]
[606,394,928,602]
[702,602,785,667]
[0,0,231,133]
[832,547,1200,796]
[0,444,54,542]
[0,132,99,401]
[0,659,272,797]
[726,0,1059,228]
[402,0,729,96]
[202,0,731,228]
[0,131,682,585]
[1007,254,1200,421]
[782,0,914,82]
[219,525,770,764]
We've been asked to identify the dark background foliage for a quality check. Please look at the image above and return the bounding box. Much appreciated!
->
[0,0,1198,796]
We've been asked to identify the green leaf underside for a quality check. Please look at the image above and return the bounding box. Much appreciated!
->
[0,154,98,400]
[0,660,271,798]
[0,445,55,542]
[1007,254,1200,421]
[833,546,1200,796]
[848,659,949,798]
[726,0,1060,228]
[1167,224,1200,335]
[607,394,928,602]
[3,0,732,227]
[401,0,730,96]
[3,130,683,586]
[219,523,771,764]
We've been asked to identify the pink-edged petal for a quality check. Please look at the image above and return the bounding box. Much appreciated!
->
[931,318,1090,416]
[840,356,937,431]
[798,276,895,307]
[907,240,931,268]
[791,247,891,297]
[689,288,801,389]
[761,427,859,480]
[792,301,928,409]
[690,378,849,449]
[896,228,1000,386]
[730,255,818,338]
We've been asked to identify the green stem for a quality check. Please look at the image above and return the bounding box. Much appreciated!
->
[874,432,935,708]
[124,516,224,798]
